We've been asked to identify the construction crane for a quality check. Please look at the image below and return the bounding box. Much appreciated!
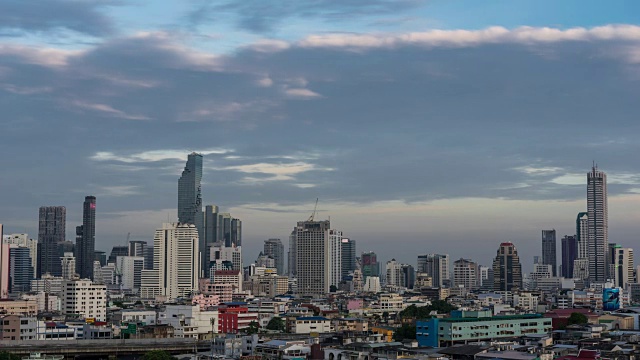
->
[307,198,319,221]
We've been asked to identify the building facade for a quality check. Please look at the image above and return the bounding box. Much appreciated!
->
[542,230,557,276]
[296,220,331,297]
[37,206,66,277]
[75,196,96,280]
[452,258,480,290]
[492,242,523,291]
[9,246,33,293]
[178,153,204,275]
[561,235,578,278]
[341,238,356,280]
[417,254,450,287]
[61,279,106,321]
[264,239,285,275]
[587,166,608,283]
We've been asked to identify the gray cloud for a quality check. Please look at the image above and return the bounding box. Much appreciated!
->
[189,0,427,33]
[0,0,119,37]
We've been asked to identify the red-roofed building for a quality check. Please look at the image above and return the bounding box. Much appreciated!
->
[218,303,258,334]
[556,349,600,360]
[545,309,597,330]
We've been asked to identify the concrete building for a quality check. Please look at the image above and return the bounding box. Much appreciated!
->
[8,246,33,293]
[327,230,344,290]
[296,220,331,297]
[60,252,75,280]
[37,206,66,278]
[341,238,356,281]
[210,244,242,272]
[561,235,578,278]
[264,238,285,275]
[116,256,144,293]
[61,279,106,321]
[288,229,296,277]
[140,223,200,300]
[588,166,608,283]
[364,276,381,293]
[159,304,218,339]
[613,246,634,288]
[75,196,96,280]
[493,242,523,291]
[291,316,333,334]
[453,258,480,290]
[178,152,204,275]
[0,299,37,316]
[386,259,403,287]
[3,234,37,277]
[542,230,557,276]
[0,225,8,298]
[417,310,552,347]
[361,251,380,280]
[218,303,258,334]
[30,274,64,295]
[244,274,288,297]
[203,205,243,277]
[200,280,233,303]
[417,254,450,287]
[211,270,242,293]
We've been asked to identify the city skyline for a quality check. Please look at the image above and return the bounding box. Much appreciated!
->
[3,2,640,270]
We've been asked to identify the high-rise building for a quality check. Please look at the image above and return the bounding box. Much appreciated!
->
[296,220,335,297]
[143,246,154,270]
[341,238,356,280]
[209,244,242,273]
[8,246,33,293]
[3,234,37,277]
[264,239,285,275]
[116,256,144,293]
[61,279,106,321]
[140,223,200,300]
[561,235,578,278]
[94,250,106,266]
[178,153,204,275]
[492,242,523,292]
[288,229,296,277]
[417,254,450,287]
[576,212,589,260]
[327,230,343,289]
[37,206,66,278]
[202,205,242,277]
[60,252,76,280]
[362,251,380,280]
[75,196,96,280]
[401,264,415,289]
[0,225,11,299]
[587,166,608,283]
[452,258,480,290]
[108,246,129,264]
[613,246,634,288]
[128,241,146,257]
[386,259,403,287]
[541,230,557,276]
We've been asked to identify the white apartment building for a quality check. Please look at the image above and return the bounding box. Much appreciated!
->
[61,252,76,280]
[378,293,405,313]
[327,230,343,289]
[613,247,634,288]
[159,304,218,339]
[116,256,144,293]
[61,279,107,321]
[513,292,540,311]
[117,309,157,325]
[210,245,243,272]
[212,270,243,293]
[292,317,333,334]
[30,274,64,295]
[141,223,200,300]
[386,259,403,287]
[453,258,480,290]
[22,292,61,312]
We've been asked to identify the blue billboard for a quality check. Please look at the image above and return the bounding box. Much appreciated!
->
[603,288,621,311]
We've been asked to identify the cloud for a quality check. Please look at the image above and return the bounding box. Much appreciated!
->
[190,0,427,33]
[220,162,334,183]
[284,88,322,99]
[98,185,140,197]
[68,100,150,120]
[0,44,79,67]
[91,149,234,163]
[0,0,117,36]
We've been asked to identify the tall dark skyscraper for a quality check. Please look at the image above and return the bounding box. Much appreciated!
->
[37,206,66,277]
[9,246,33,293]
[202,205,242,277]
[541,229,557,276]
[341,238,356,280]
[264,239,285,275]
[561,235,578,278]
[587,166,608,283]
[178,153,203,274]
[75,196,96,280]
[492,242,523,291]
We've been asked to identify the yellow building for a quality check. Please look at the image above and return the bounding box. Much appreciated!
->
[371,325,395,342]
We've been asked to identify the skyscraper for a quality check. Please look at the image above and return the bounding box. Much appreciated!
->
[178,153,204,274]
[453,258,480,290]
[264,239,285,275]
[361,251,380,280]
[202,205,242,277]
[75,196,96,280]
[0,225,9,298]
[140,223,200,300]
[613,246,634,288]
[561,235,578,278]
[108,246,129,264]
[587,166,608,283]
[576,212,589,259]
[8,246,32,293]
[417,254,450,287]
[37,206,66,277]
[492,242,523,292]
[341,238,356,280]
[296,220,332,297]
[541,230,557,276]
[287,229,296,277]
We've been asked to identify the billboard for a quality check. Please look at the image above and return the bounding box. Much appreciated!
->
[603,288,621,311]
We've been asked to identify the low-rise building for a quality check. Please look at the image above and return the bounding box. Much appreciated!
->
[218,303,258,334]
[0,299,37,316]
[61,279,107,321]
[333,318,368,332]
[292,316,333,334]
[114,309,157,326]
[255,339,312,360]
[159,304,217,339]
[417,310,552,347]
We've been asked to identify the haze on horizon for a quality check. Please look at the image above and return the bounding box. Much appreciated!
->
[2,0,640,270]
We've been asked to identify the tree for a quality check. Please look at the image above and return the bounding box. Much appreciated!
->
[330,285,338,292]
[0,352,20,360]
[399,301,457,320]
[393,324,416,341]
[382,311,390,321]
[266,317,286,332]
[568,312,588,325]
[142,350,175,360]
[246,320,260,334]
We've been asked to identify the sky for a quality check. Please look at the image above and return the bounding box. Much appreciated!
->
[2,0,640,272]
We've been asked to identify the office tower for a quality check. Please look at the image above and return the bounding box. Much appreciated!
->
[178,153,204,274]
[0,225,8,298]
[75,196,96,280]
[613,246,634,288]
[417,254,450,287]
[587,166,608,283]
[341,238,356,280]
[479,266,490,287]
[94,250,106,266]
[327,230,343,289]
[362,252,380,280]
[37,206,66,277]
[3,234,37,277]
[128,240,147,257]
[9,246,33,293]
[492,242,523,292]
[61,252,76,280]
[530,263,553,289]
[401,264,415,289]
[288,229,296,277]
[295,220,331,297]
[453,258,480,290]
[577,212,589,259]
[264,239,285,275]
[255,252,276,268]
[542,230,557,276]
[116,256,144,293]
[108,246,129,264]
[561,235,578,278]
[209,244,242,272]
[202,205,242,277]
[143,246,154,270]
[386,259,402,287]
[141,223,200,300]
